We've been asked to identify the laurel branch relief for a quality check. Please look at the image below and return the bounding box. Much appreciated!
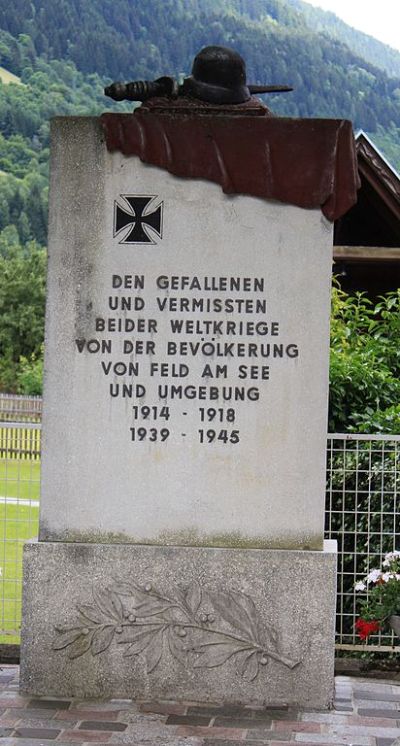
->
[53,580,305,681]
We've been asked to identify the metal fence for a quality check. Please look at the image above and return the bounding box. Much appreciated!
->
[326,433,400,651]
[0,423,40,641]
[0,426,399,649]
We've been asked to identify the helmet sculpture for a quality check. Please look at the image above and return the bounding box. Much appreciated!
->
[104,46,292,105]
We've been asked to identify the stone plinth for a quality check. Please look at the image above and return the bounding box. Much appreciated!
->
[20,540,337,707]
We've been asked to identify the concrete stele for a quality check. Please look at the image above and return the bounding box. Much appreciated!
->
[39,117,333,550]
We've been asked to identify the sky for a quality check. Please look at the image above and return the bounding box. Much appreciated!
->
[304,0,400,52]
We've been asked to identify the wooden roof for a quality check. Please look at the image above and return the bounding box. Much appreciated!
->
[334,131,400,251]
[333,132,400,295]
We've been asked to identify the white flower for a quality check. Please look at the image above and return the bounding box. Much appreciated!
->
[383,550,400,567]
[367,569,382,584]
[382,573,394,582]
[355,581,366,591]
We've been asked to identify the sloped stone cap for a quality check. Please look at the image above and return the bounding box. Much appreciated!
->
[101,104,360,222]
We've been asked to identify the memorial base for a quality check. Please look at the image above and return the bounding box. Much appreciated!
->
[20,541,337,708]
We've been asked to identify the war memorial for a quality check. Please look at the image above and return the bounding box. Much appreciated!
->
[20,47,360,707]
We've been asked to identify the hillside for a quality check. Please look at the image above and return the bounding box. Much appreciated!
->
[288,0,400,79]
[0,1,398,158]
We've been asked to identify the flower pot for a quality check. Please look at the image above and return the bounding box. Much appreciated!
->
[389,615,400,636]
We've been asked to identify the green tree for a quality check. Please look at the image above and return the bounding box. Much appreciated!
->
[329,286,400,433]
[0,238,46,391]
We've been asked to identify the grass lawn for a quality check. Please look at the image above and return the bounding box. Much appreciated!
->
[0,459,40,643]
[0,458,40,501]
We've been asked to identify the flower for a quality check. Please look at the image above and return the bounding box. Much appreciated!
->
[383,551,400,567]
[355,551,400,636]
[367,569,382,584]
[355,618,380,640]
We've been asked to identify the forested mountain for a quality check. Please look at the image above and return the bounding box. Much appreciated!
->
[288,0,400,79]
[0,1,399,163]
[0,0,399,393]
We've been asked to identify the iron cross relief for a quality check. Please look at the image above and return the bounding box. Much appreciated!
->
[114,195,163,244]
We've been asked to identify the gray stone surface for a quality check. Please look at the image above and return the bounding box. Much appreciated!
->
[39,116,333,551]
[20,540,337,707]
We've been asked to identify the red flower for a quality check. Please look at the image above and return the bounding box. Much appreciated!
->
[355,618,380,640]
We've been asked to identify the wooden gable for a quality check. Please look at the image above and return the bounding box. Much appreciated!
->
[333,131,400,296]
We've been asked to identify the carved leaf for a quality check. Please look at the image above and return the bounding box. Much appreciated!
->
[53,628,86,650]
[240,651,260,682]
[112,581,136,597]
[78,604,108,624]
[91,625,115,655]
[93,588,123,622]
[234,592,260,640]
[143,628,164,673]
[135,600,174,618]
[67,632,93,659]
[121,624,163,656]
[185,580,202,615]
[265,624,279,647]
[172,584,189,606]
[208,591,258,640]
[194,642,251,668]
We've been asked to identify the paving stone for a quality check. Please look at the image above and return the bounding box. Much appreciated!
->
[205,740,290,745]
[302,713,349,724]
[294,735,375,745]
[0,741,74,746]
[354,684,395,693]
[60,732,111,743]
[0,728,13,737]
[354,691,400,703]
[0,697,29,706]
[13,726,61,739]
[325,725,400,739]
[56,709,120,721]
[0,717,21,727]
[73,701,138,712]
[28,698,71,709]
[213,717,272,729]
[188,705,250,717]
[79,721,127,731]
[260,711,299,721]
[273,721,321,733]
[241,734,293,742]
[176,725,244,739]
[14,718,72,731]
[358,709,400,719]
[140,702,187,715]
[355,700,399,710]
[167,714,212,726]
[285,742,337,746]
[6,707,58,719]
[347,715,400,727]
[376,739,400,746]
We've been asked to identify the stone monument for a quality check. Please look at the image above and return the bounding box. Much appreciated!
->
[20,47,359,706]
